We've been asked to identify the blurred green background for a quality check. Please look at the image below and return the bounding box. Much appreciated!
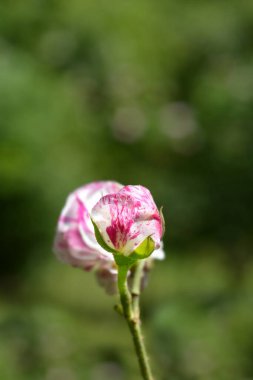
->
[1,0,253,379]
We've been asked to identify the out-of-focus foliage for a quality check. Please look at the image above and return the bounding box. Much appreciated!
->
[0,0,253,379]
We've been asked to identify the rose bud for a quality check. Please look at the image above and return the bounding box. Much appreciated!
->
[91,185,164,259]
[53,181,123,270]
[54,182,165,294]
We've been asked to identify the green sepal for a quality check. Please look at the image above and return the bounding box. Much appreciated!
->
[91,219,118,255]
[160,206,165,237]
[130,236,156,260]
[114,236,155,266]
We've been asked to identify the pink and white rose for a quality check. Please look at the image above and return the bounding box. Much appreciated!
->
[53,181,164,294]
[53,181,123,270]
[91,185,163,256]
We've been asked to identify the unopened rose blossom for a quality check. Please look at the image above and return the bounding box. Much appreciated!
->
[54,181,122,270]
[54,181,164,294]
[91,185,163,256]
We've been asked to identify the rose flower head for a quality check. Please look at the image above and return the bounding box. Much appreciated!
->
[53,181,165,294]
[91,185,164,261]
[53,181,123,270]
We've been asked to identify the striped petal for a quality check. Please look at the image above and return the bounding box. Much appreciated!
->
[53,181,123,269]
[91,185,163,256]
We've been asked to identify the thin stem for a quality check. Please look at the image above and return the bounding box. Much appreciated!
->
[131,260,145,318]
[117,264,154,380]
[128,320,154,380]
[117,264,133,320]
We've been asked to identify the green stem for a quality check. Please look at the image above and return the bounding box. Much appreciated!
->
[118,265,133,320]
[117,264,154,380]
[131,261,145,318]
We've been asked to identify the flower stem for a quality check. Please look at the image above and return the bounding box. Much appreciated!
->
[118,265,133,320]
[131,260,145,318]
[117,264,154,380]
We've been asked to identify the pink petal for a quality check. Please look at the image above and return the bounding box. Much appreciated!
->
[54,181,123,269]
